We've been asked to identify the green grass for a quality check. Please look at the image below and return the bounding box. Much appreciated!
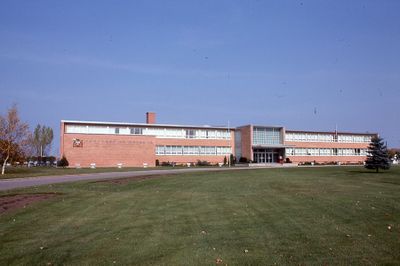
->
[0,165,197,179]
[0,166,399,265]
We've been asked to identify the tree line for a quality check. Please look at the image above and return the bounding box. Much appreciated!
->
[0,105,54,175]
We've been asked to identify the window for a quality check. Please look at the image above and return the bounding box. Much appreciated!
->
[130,127,143,135]
[253,127,281,145]
[156,145,231,156]
[320,148,332,156]
[197,130,207,139]
[186,129,196,139]
[286,148,294,156]
[65,125,88,134]
[115,128,120,134]
[207,130,216,139]
[307,148,319,156]
[295,148,307,156]
[156,146,165,155]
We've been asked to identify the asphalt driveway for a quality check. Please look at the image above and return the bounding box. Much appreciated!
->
[0,167,254,191]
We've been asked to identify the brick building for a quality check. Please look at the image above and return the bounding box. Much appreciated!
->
[60,112,376,167]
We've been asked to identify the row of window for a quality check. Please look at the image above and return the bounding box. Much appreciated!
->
[285,132,372,143]
[286,148,368,156]
[65,125,231,140]
[156,145,232,156]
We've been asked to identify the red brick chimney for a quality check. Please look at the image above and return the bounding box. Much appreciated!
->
[146,112,156,124]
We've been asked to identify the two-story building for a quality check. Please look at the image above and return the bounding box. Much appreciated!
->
[60,112,376,167]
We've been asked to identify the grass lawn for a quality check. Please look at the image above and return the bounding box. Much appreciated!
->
[0,166,399,265]
[0,165,195,179]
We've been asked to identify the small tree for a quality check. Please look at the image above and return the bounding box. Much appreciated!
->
[0,140,25,165]
[223,156,227,165]
[230,154,235,165]
[365,136,391,172]
[0,105,29,175]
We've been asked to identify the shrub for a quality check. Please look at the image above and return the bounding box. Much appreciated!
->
[57,155,69,168]
[155,159,160,166]
[161,161,171,167]
[196,160,211,166]
[239,157,248,163]
[285,158,292,163]
[161,161,176,167]
[223,156,227,165]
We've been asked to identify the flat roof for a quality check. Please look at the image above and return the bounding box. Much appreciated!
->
[61,120,234,130]
[286,129,377,136]
[236,124,284,129]
[253,144,294,148]
[61,120,376,135]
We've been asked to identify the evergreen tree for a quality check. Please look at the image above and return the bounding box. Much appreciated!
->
[365,136,391,172]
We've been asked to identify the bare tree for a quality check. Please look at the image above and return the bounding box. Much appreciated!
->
[32,124,54,157]
[0,105,29,175]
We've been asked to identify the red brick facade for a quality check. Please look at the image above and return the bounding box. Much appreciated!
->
[237,125,253,161]
[61,133,156,167]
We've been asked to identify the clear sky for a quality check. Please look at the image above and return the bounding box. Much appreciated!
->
[1,0,399,154]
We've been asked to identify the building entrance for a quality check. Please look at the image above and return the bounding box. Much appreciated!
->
[253,148,283,163]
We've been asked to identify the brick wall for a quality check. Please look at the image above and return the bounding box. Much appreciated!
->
[61,133,156,167]
[239,126,253,161]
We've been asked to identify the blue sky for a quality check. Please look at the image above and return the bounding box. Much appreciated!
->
[1,0,399,154]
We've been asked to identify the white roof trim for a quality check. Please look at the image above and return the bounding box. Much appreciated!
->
[61,120,234,130]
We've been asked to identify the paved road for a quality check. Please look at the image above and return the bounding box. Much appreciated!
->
[0,166,262,191]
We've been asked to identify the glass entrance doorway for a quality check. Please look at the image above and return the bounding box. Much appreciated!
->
[253,148,283,163]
